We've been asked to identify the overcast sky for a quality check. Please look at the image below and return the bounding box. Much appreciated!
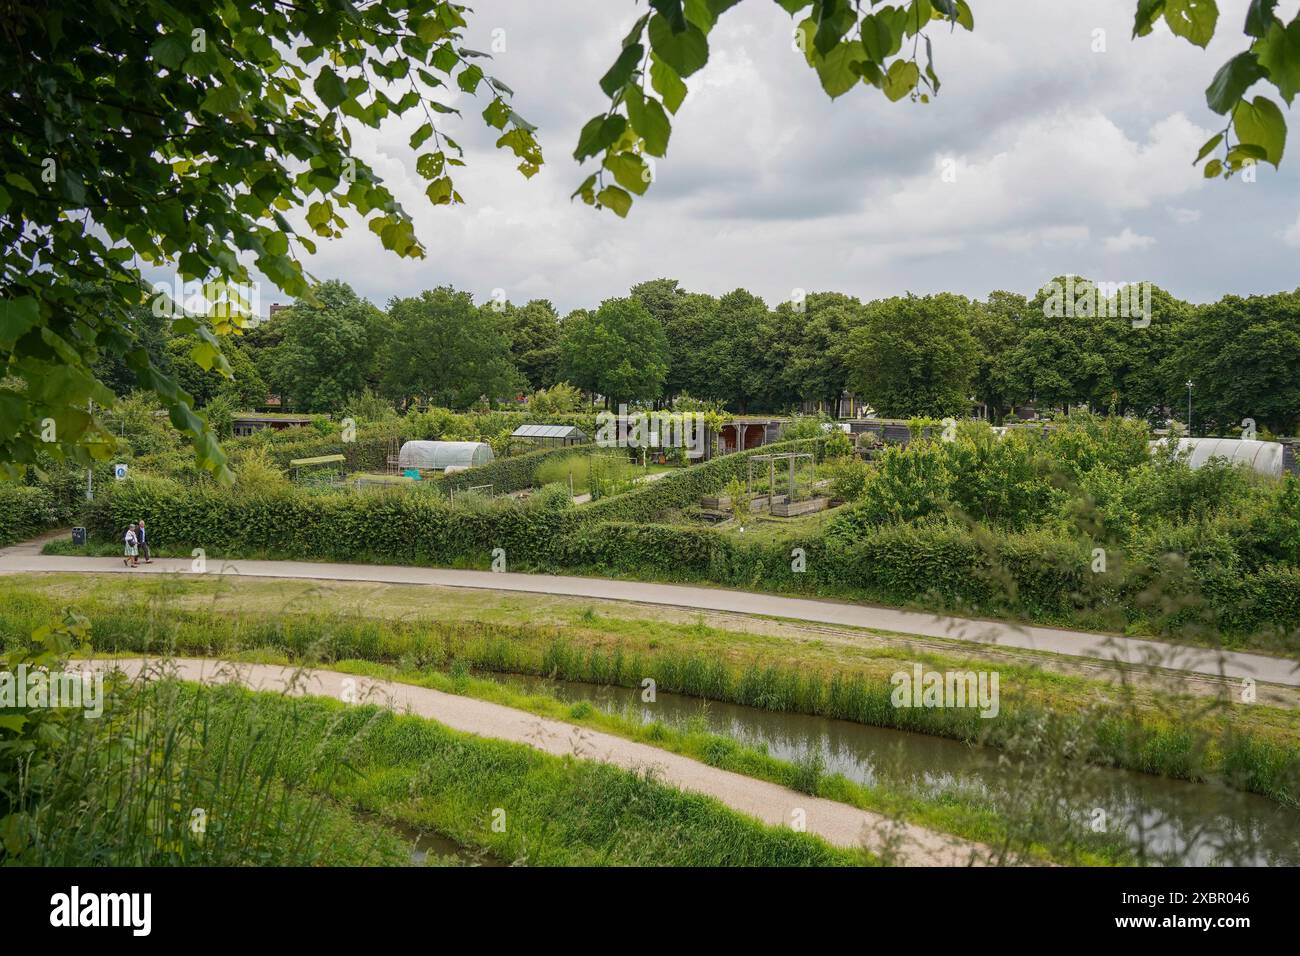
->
[250,0,1300,315]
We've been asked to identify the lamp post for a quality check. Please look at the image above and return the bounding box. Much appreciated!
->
[1186,380,1194,436]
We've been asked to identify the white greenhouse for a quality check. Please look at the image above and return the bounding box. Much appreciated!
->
[397,440,494,472]
[1153,437,1285,478]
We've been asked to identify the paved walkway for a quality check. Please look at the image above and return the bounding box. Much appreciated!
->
[100,657,989,866]
[2,541,1294,687]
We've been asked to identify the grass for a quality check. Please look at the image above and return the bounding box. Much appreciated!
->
[2,670,413,867]
[2,575,1295,811]
[32,674,866,867]
[236,686,869,866]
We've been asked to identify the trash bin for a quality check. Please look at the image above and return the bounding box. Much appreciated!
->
[71,527,86,546]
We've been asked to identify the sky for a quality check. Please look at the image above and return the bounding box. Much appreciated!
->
[245,0,1300,315]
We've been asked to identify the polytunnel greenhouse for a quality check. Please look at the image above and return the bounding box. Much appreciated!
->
[396,440,494,472]
[1155,437,1285,478]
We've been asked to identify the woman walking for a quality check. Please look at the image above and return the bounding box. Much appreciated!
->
[123,522,139,568]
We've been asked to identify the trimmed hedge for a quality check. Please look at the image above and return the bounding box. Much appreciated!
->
[581,438,824,523]
[88,475,576,565]
[552,518,1297,639]
[0,484,70,547]
[434,442,603,495]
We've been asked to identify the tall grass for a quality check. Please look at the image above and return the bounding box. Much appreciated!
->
[4,667,408,866]
[3,590,1293,807]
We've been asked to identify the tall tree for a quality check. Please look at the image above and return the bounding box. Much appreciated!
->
[711,289,768,412]
[845,293,979,418]
[268,281,384,413]
[1172,290,1300,434]
[560,297,668,407]
[504,299,562,391]
[380,288,522,410]
[969,291,1025,421]
[770,292,863,412]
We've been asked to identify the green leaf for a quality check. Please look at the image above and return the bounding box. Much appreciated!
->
[0,296,40,348]
[814,42,862,99]
[482,97,510,130]
[1133,0,1167,38]
[647,14,709,77]
[150,34,189,71]
[426,177,455,205]
[1245,0,1280,38]
[457,64,484,93]
[314,67,348,109]
[650,54,689,112]
[624,86,672,156]
[410,122,434,149]
[1255,18,1300,105]
[1232,95,1287,166]
[904,0,932,37]
[604,151,653,195]
[861,11,905,64]
[813,0,857,55]
[601,43,644,98]
[651,0,689,33]
[597,184,633,217]
[954,0,975,30]
[882,60,920,102]
[684,0,718,32]
[1205,52,1264,113]
[1194,131,1224,163]
[574,114,629,161]
[1163,0,1219,49]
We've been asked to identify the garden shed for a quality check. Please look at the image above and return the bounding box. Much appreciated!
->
[510,423,587,447]
[397,440,494,472]
[1157,437,1285,478]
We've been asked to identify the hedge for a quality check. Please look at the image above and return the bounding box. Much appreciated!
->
[580,438,825,524]
[0,484,70,547]
[552,518,1295,638]
[88,475,576,566]
[434,442,603,495]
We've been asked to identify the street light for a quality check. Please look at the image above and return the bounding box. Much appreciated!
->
[1186,380,1194,436]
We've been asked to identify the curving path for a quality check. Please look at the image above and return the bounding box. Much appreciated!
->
[100,656,989,867]
[3,546,1296,687]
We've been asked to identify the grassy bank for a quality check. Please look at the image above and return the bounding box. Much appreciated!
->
[2,575,1295,810]
[224,685,867,866]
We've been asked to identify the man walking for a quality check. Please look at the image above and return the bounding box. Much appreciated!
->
[137,518,152,564]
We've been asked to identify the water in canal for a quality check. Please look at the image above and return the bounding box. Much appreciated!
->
[487,672,1300,866]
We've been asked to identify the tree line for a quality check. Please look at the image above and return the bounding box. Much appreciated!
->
[101,277,1300,436]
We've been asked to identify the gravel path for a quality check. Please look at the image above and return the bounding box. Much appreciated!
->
[100,656,992,867]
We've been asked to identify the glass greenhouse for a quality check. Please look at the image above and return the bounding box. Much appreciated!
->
[396,440,494,472]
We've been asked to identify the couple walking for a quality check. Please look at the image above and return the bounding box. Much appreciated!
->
[122,520,152,567]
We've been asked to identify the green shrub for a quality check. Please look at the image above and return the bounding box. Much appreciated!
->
[0,484,68,546]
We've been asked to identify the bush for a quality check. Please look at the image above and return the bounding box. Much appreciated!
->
[0,484,68,546]
[826,456,870,503]
[823,429,853,459]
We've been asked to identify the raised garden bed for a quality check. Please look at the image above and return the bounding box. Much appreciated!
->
[770,496,830,517]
